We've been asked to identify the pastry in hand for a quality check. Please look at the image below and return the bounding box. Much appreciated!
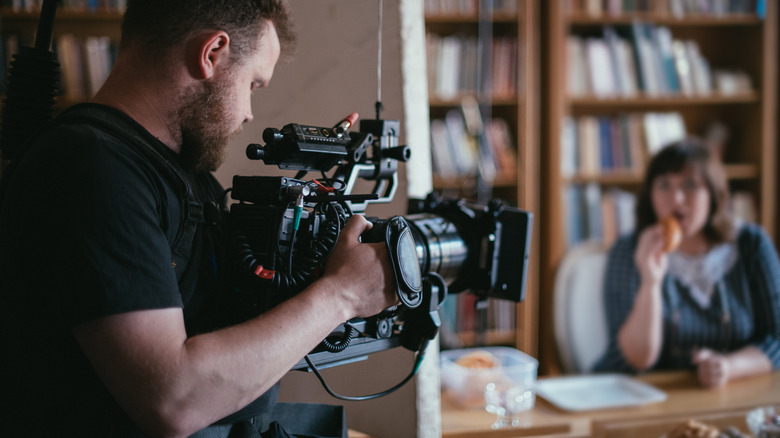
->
[659,216,682,253]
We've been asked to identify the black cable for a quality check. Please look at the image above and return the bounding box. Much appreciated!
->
[36,0,59,51]
[287,225,297,277]
[304,350,425,401]
[320,324,357,353]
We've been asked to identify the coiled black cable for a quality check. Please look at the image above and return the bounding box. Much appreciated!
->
[232,200,348,295]
[320,323,357,353]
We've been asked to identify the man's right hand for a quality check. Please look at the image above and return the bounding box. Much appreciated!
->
[319,214,399,320]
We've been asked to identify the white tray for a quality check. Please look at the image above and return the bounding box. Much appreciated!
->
[536,374,667,412]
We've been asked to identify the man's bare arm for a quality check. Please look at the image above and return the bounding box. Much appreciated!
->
[73,215,396,438]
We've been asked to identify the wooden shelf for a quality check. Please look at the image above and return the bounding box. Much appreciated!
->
[429,95,519,108]
[452,329,517,348]
[425,0,540,360]
[0,8,123,40]
[424,13,519,24]
[570,92,761,108]
[566,13,763,26]
[433,174,519,190]
[0,8,124,20]
[564,164,760,185]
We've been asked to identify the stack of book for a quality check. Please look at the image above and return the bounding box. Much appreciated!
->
[426,32,518,101]
[430,100,516,182]
[563,184,637,247]
[55,34,116,101]
[560,111,686,178]
[424,0,517,16]
[567,23,754,98]
[564,0,762,16]
[1,0,126,12]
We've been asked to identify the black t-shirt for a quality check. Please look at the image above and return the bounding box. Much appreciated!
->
[0,104,276,436]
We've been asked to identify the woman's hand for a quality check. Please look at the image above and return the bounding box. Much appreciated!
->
[635,224,668,285]
[692,348,730,389]
[692,346,773,389]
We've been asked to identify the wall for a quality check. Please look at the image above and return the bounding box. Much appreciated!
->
[213,1,436,437]
[214,0,407,219]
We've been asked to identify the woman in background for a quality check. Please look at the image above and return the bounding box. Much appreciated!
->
[593,137,780,388]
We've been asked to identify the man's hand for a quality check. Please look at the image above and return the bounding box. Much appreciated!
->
[692,348,730,388]
[321,214,399,319]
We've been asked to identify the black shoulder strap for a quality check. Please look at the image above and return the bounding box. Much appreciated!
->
[56,104,202,280]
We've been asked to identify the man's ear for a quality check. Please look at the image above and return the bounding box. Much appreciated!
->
[195,31,231,79]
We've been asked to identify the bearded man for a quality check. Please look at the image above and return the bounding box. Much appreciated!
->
[0,1,397,437]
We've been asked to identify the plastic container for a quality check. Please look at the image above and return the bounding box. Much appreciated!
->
[747,406,780,437]
[440,346,539,410]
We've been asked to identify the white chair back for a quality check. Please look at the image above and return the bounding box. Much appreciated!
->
[553,241,610,374]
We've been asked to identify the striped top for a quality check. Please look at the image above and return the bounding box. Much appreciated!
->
[593,222,780,373]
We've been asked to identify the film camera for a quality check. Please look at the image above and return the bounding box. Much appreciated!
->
[224,114,532,397]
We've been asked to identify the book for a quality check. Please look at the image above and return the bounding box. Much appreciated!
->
[629,21,660,96]
[84,35,112,96]
[430,119,457,179]
[614,36,639,97]
[598,116,614,170]
[445,109,479,176]
[486,118,517,180]
[643,112,687,155]
[685,40,712,96]
[672,39,694,96]
[651,25,680,94]
[626,113,647,173]
[566,35,589,97]
[585,38,617,97]
[56,33,87,101]
[434,35,462,99]
[602,27,625,96]
[577,116,601,175]
[561,116,578,178]
[731,191,757,224]
[460,96,497,182]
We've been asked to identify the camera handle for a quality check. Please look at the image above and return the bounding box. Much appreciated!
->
[303,271,446,401]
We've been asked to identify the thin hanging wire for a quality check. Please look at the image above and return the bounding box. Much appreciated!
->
[375,0,384,119]
[476,0,495,205]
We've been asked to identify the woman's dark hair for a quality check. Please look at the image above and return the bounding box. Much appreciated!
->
[635,137,736,244]
[121,0,296,63]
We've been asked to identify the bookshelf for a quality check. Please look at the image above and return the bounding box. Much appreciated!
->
[0,6,123,108]
[541,0,777,374]
[424,0,540,359]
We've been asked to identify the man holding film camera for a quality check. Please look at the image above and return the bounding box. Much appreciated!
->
[0,1,397,436]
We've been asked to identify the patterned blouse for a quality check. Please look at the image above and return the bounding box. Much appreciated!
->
[593,222,780,373]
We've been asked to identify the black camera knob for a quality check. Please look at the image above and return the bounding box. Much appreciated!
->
[262,127,284,144]
[246,144,265,160]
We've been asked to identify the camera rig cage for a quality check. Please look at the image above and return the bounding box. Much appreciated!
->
[223,114,533,400]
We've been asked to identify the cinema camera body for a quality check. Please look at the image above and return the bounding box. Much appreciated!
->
[224,115,533,373]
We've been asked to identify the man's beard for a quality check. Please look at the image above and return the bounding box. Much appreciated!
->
[177,77,242,173]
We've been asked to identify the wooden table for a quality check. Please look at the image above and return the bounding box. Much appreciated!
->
[441,371,780,438]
